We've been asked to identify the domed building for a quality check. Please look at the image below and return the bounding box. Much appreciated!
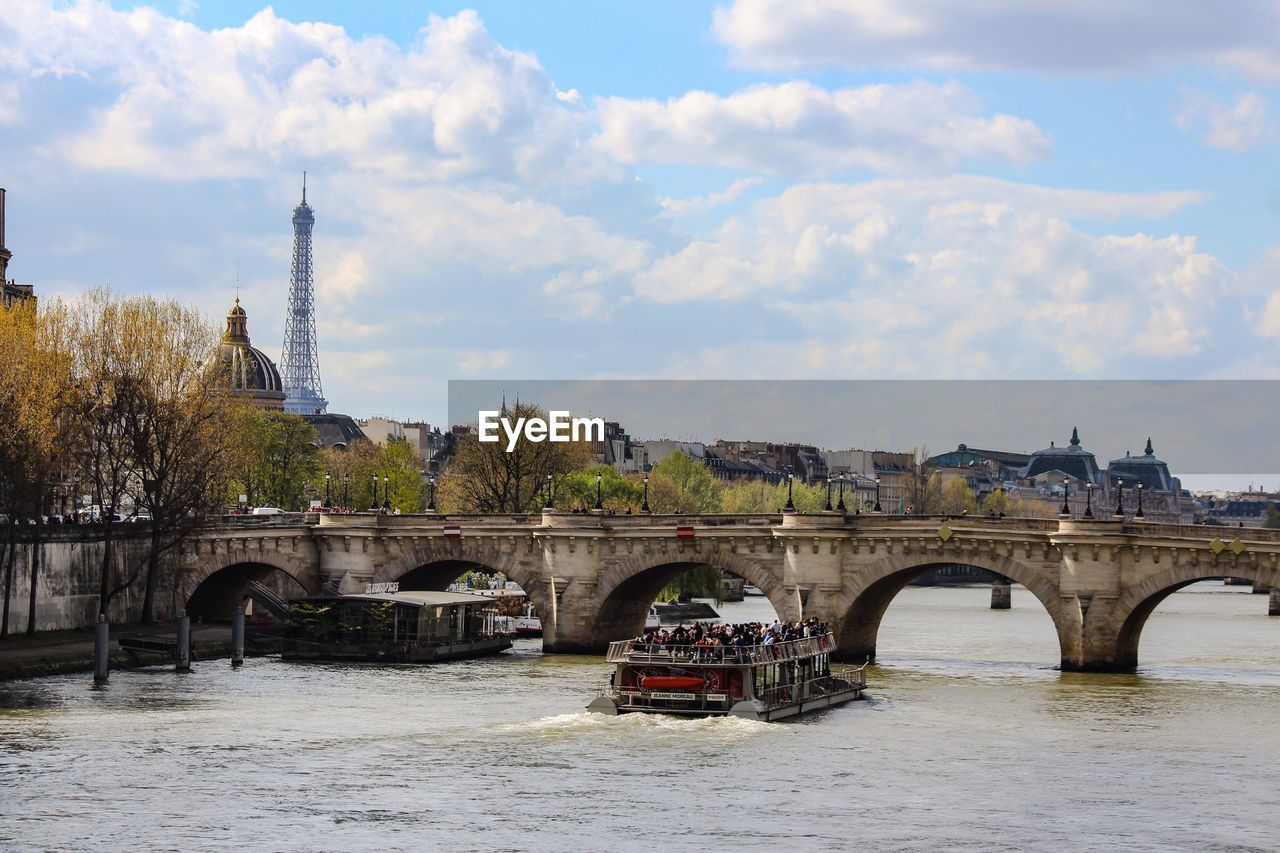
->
[1107,438,1177,492]
[219,299,285,410]
[1019,427,1103,485]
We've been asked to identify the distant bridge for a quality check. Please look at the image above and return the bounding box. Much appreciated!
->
[170,511,1280,672]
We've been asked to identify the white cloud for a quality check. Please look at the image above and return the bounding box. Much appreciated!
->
[659,177,765,217]
[633,177,1231,374]
[0,2,603,184]
[595,80,1050,176]
[1175,91,1269,151]
[712,0,1280,76]
[458,349,510,374]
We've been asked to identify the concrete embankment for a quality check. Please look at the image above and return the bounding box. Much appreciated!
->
[0,622,278,681]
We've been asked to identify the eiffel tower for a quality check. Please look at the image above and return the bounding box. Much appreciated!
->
[279,173,328,415]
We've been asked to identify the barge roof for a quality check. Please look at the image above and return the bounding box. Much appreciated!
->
[301,591,495,607]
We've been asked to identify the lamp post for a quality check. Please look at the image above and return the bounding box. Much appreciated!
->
[824,476,834,511]
[323,471,332,509]
[1135,482,1145,519]
[342,472,349,509]
[873,476,882,513]
[784,466,795,511]
[370,473,378,511]
[1084,482,1094,519]
[427,476,437,512]
[642,475,650,513]
[544,473,554,509]
[594,471,604,510]
[1113,479,1125,518]
[1060,478,1071,517]
[836,474,846,512]
[383,474,390,511]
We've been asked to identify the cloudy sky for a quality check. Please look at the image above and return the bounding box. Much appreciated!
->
[2,1,1279,427]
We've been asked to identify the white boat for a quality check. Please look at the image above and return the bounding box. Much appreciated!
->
[513,602,542,638]
[743,584,764,596]
[645,606,661,632]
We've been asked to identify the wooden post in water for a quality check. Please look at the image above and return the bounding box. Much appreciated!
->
[1270,587,1280,617]
[176,610,191,672]
[93,614,109,684]
[990,579,1012,610]
[231,607,245,668]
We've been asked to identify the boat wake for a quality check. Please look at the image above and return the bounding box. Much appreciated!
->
[490,711,775,743]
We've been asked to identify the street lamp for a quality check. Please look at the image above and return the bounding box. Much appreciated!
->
[427,476,437,512]
[1084,482,1094,519]
[595,471,603,510]
[642,475,650,513]
[824,476,833,512]
[836,474,846,512]
[544,473,554,509]
[873,476,882,513]
[323,471,332,509]
[1113,479,1125,518]
[1135,482,1145,519]
[383,474,391,511]
[342,472,349,509]
[370,473,378,511]
[1060,478,1071,517]
[784,467,795,511]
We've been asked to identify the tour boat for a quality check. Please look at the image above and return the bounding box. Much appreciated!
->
[282,590,512,663]
[588,632,866,722]
[513,603,543,638]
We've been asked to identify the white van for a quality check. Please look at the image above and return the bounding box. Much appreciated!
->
[250,506,286,516]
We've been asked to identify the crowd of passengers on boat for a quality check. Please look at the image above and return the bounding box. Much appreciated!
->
[628,618,832,657]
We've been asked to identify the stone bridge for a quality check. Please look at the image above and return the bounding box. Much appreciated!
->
[174,511,1280,672]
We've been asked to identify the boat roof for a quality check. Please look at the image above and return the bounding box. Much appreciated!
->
[304,591,495,607]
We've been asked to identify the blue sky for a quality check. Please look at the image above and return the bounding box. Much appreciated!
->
[2,1,1279,438]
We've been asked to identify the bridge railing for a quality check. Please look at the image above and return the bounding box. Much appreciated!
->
[605,632,835,666]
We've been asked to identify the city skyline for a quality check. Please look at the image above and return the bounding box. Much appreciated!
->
[2,1,1279,425]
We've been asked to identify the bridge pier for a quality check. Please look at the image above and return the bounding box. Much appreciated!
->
[990,579,1011,609]
[1270,587,1280,617]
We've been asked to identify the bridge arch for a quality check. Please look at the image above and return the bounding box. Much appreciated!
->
[372,546,552,640]
[833,551,1071,666]
[1106,562,1268,670]
[178,557,316,622]
[589,552,788,648]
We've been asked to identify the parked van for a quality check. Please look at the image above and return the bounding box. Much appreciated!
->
[250,506,286,516]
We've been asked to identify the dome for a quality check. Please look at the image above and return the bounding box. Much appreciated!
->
[219,299,285,409]
[1019,426,1103,485]
[1107,438,1175,491]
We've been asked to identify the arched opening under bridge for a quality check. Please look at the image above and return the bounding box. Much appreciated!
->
[184,561,309,623]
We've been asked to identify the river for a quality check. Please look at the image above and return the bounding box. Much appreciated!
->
[2,582,1278,851]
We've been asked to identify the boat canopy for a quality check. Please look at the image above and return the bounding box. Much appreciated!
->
[302,591,496,608]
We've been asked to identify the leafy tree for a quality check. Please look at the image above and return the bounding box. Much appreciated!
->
[438,401,593,513]
[940,476,979,515]
[983,488,1010,517]
[904,447,942,514]
[233,409,322,510]
[1264,506,1280,529]
[553,464,643,512]
[647,451,723,514]
[721,477,828,513]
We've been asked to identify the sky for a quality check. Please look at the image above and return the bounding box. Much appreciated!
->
[2,1,1280,447]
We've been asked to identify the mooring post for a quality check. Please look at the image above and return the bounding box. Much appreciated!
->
[93,614,110,684]
[231,607,245,668]
[176,610,191,672]
[1252,582,1272,595]
[991,579,1012,610]
[1269,587,1280,617]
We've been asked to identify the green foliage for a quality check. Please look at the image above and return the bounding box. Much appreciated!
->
[940,476,979,515]
[234,409,322,510]
[553,464,643,512]
[983,488,1010,516]
[721,478,829,512]
[1264,506,1280,529]
[657,565,723,603]
[648,452,723,513]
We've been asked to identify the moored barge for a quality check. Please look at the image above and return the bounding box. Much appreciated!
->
[588,632,866,721]
[282,590,512,663]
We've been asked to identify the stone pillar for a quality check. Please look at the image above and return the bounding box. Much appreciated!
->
[176,611,191,672]
[93,614,109,684]
[990,579,1011,610]
[231,608,245,667]
[1270,587,1280,617]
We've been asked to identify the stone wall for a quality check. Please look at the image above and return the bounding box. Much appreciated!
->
[0,529,161,633]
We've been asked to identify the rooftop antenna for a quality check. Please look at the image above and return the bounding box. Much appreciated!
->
[302,170,307,204]
[234,260,241,302]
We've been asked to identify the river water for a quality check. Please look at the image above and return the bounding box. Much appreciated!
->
[2,583,1278,851]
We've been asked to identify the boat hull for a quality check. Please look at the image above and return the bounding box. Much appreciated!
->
[283,636,512,663]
